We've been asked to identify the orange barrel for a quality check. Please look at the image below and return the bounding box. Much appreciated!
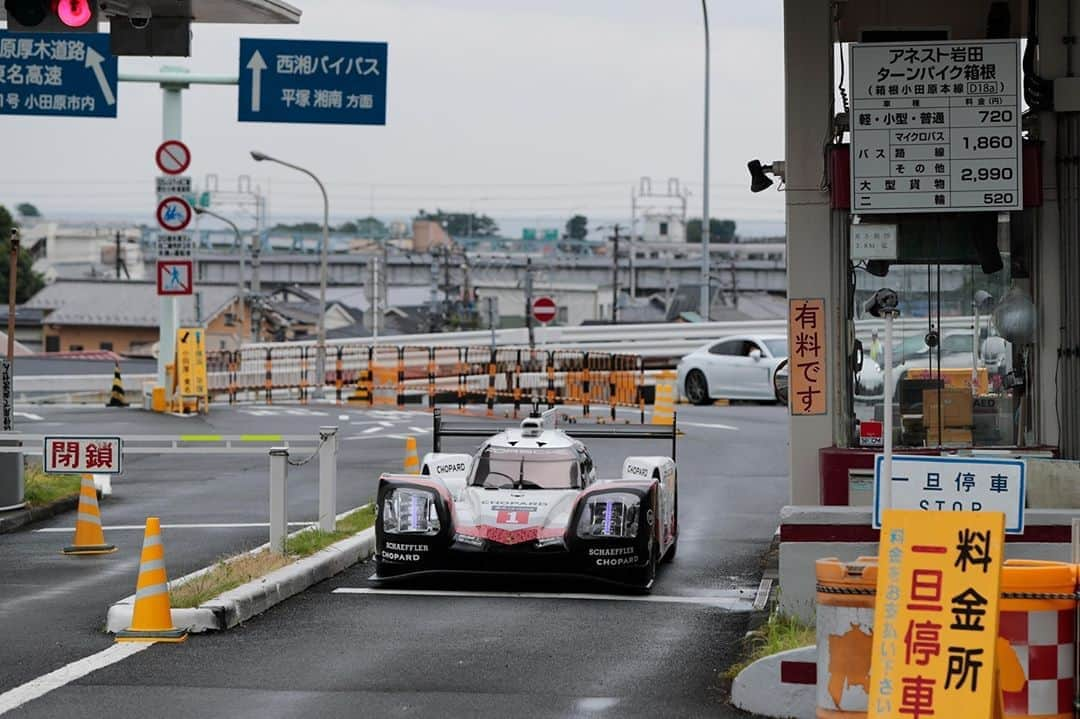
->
[999,560,1077,719]
[815,557,878,719]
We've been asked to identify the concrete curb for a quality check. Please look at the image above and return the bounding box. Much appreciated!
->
[730,645,817,719]
[0,491,102,534]
[106,516,375,634]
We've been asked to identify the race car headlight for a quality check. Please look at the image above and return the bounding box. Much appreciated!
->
[577,492,640,539]
[383,488,441,535]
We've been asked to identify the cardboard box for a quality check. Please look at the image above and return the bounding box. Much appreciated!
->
[927,427,973,445]
[923,388,973,428]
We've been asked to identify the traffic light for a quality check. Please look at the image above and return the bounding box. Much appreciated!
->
[5,0,97,31]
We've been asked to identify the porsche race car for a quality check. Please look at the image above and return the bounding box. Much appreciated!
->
[374,409,679,590]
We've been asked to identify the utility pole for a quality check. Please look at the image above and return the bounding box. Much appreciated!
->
[730,261,738,309]
[115,231,122,279]
[250,232,262,343]
[7,228,18,372]
[610,225,623,324]
[524,256,535,351]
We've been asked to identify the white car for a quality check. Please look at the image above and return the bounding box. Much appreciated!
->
[676,334,788,404]
[374,409,679,590]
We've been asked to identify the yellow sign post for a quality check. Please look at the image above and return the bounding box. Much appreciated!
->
[174,327,208,413]
[869,509,1005,719]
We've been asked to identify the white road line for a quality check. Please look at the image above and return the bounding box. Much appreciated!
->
[332,587,755,610]
[361,426,383,434]
[33,521,317,533]
[679,421,739,431]
[13,411,42,421]
[378,421,395,427]
[0,642,152,716]
[409,426,429,434]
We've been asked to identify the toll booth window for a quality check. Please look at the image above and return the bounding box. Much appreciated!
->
[851,214,1025,450]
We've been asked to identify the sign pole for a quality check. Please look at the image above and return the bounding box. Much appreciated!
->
[882,306,897,511]
[158,82,183,395]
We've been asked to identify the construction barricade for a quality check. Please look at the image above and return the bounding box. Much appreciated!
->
[813,556,1079,719]
[815,557,878,719]
[206,342,648,418]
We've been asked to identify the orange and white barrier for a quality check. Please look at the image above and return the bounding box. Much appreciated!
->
[115,517,186,643]
[62,474,116,556]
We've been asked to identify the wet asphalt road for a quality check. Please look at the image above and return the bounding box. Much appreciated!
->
[1,401,788,718]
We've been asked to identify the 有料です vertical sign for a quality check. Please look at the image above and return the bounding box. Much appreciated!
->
[788,298,827,415]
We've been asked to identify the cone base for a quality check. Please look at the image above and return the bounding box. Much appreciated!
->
[62,544,117,555]
[115,628,187,643]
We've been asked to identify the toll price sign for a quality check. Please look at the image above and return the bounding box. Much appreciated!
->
[869,510,1004,719]
[44,436,122,474]
[873,454,1026,533]
[850,39,1022,214]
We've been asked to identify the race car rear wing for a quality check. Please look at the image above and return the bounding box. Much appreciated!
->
[431,408,679,462]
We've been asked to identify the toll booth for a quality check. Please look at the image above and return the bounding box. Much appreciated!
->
[778,0,1080,614]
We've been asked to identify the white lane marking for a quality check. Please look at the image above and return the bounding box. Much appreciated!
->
[361,426,382,435]
[378,421,395,427]
[409,426,429,434]
[34,521,317,533]
[0,642,152,715]
[332,587,756,610]
[338,414,350,421]
[13,411,42,421]
[679,421,739,431]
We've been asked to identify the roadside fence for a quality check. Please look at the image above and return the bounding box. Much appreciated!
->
[207,345,647,420]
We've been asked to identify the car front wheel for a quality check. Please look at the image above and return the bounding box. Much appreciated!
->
[684,369,710,405]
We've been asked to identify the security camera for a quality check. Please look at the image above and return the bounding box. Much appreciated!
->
[128,3,151,29]
[863,288,899,318]
[747,159,787,193]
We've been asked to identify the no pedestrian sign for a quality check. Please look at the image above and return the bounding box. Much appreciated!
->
[157,260,193,296]
[849,39,1022,214]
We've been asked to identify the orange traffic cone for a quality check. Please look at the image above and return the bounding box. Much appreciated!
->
[404,436,420,474]
[62,475,116,555]
[115,517,187,643]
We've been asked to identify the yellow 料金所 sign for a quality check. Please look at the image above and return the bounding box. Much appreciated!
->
[788,298,826,415]
[869,509,1004,719]
[175,327,207,398]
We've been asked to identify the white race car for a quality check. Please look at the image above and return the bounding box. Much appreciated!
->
[374,409,679,590]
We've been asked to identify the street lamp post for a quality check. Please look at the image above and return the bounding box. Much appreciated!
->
[194,206,247,345]
[700,0,712,320]
[251,150,330,399]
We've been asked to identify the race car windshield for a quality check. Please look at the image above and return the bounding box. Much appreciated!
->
[471,448,580,490]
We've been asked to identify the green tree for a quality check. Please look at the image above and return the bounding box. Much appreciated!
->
[565,214,588,241]
[0,206,45,302]
[355,216,389,238]
[416,209,499,237]
[270,221,322,233]
[15,203,40,218]
[686,218,737,243]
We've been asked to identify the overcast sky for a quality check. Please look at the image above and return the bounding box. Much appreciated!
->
[0,1,786,236]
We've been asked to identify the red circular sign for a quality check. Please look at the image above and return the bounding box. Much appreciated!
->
[156,196,192,232]
[156,140,191,175]
[532,296,557,324]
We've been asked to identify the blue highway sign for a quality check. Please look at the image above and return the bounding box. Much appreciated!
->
[238,38,387,125]
[0,32,117,118]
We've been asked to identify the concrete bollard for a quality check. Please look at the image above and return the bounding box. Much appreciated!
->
[318,426,338,533]
[269,447,288,553]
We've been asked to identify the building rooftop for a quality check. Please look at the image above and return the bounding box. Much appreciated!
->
[26,279,239,327]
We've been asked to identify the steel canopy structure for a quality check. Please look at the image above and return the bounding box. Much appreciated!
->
[1,0,301,25]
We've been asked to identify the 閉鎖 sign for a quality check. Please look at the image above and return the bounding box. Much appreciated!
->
[869,509,1004,719]
[44,436,122,474]
[788,298,827,415]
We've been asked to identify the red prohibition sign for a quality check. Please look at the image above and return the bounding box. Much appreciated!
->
[156,140,191,175]
[532,296,557,324]
[157,196,192,232]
